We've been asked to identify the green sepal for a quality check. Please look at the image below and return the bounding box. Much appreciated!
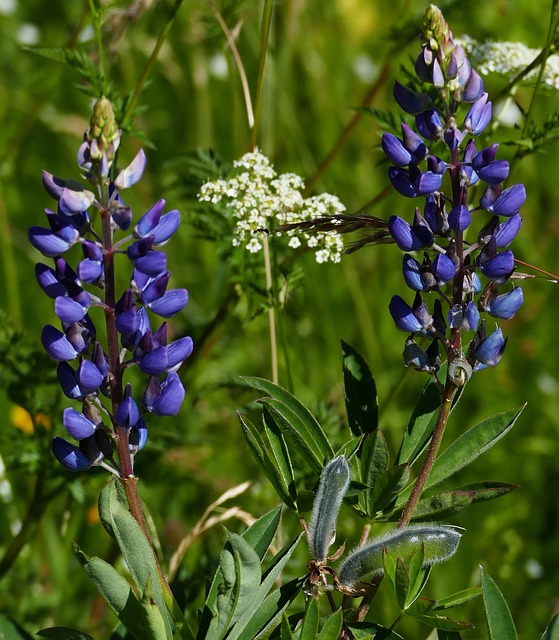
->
[342,340,378,436]
[481,567,517,640]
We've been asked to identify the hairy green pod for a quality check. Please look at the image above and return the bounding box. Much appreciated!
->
[308,455,350,562]
[338,524,461,590]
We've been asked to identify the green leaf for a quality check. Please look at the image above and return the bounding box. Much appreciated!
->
[424,406,525,492]
[0,614,37,639]
[396,379,441,465]
[541,614,559,640]
[405,596,436,617]
[299,600,319,640]
[241,506,282,561]
[227,536,303,640]
[342,340,378,436]
[36,629,96,640]
[207,532,261,640]
[434,587,483,610]
[414,615,474,632]
[262,408,297,504]
[317,610,343,640]
[436,631,462,640]
[360,430,390,516]
[394,557,411,610]
[243,377,334,472]
[97,480,172,639]
[405,546,430,607]
[73,546,158,640]
[280,615,294,640]
[389,491,474,522]
[481,568,517,640]
[239,414,297,510]
[347,621,404,639]
[369,464,411,515]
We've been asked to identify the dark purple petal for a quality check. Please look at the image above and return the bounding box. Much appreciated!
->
[388,215,433,251]
[432,253,456,283]
[388,167,418,198]
[42,171,66,199]
[141,272,170,305]
[57,362,83,400]
[151,210,181,245]
[415,110,443,141]
[494,214,522,248]
[63,408,96,440]
[136,199,165,237]
[29,227,77,257]
[115,149,147,189]
[111,205,132,231]
[448,204,471,232]
[381,133,412,166]
[389,295,423,333]
[465,301,480,331]
[52,437,92,471]
[129,418,148,453]
[402,254,425,291]
[401,123,427,163]
[416,170,442,195]
[133,251,168,277]
[78,258,103,283]
[393,81,433,115]
[166,336,194,372]
[59,187,95,214]
[481,184,526,217]
[414,51,433,83]
[144,372,185,416]
[475,327,507,368]
[115,384,140,428]
[78,359,104,394]
[485,287,523,319]
[479,250,515,282]
[36,264,67,298]
[443,128,464,151]
[403,338,431,371]
[148,289,189,318]
[137,346,168,376]
[41,325,79,361]
[464,92,491,134]
[54,296,88,323]
[461,69,485,102]
[477,160,510,185]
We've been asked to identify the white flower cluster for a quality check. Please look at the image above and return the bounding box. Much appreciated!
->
[198,150,345,263]
[459,35,559,90]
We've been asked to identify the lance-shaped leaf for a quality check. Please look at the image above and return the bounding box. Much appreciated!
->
[243,377,334,473]
[299,599,319,640]
[368,463,411,517]
[37,629,96,640]
[317,610,343,640]
[433,586,483,611]
[541,614,559,640]
[360,430,390,517]
[342,340,378,436]
[482,568,517,640]
[308,456,350,562]
[338,525,461,592]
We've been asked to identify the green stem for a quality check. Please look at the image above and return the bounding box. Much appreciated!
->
[250,0,274,150]
[121,0,185,128]
[263,235,278,383]
[88,0,109,95]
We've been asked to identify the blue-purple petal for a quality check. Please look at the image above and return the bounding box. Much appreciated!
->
[486,287,524,320]
[41,325,79,361]
[51,436,92,471]
[63,408,96,440]
[148,289,189,318]
[115,149,147,189]
[389,295,423,333]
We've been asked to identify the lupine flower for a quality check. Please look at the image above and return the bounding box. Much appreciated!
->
[32,96,191,474]
[377,5,525,376]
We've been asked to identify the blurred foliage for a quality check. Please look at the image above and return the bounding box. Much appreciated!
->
[1,0,559,637]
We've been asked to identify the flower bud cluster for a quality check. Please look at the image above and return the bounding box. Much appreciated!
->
[29,97,191,473]
[198,150,346,263]
[384,5,525,376]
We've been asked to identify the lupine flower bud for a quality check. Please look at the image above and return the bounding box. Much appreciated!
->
[308,455,350,563]
[448,204,471,232]
[494,214,522,248]
[389,295,423,333]
[388,214,434,251]
[460,69,485,102]
[115,383,140,429]
[484,287,524,320]
[87,97,121,164]
[432,252,457,283]
[337,525,461,592]
[480,183,526,217]
[143,372,185,416]
[402,254,427,291]
[393,81,433,115]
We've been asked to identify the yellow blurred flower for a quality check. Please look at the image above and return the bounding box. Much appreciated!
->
[11,406,51,434]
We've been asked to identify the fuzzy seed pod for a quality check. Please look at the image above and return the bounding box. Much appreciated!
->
[337,524,461,591]
[308,455,350,563]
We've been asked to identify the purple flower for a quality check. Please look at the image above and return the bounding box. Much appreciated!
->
[127,237,168,276]
[388,165,443,198]
[115,384,140,428]
[480,184,526,217]
[393,81,433,115]
[115,149,147,190]
[478,240,515,282]
[137,271,188,318]
[135,200,181,246]
[388,215,434,251]
[448,204,471,232]
[78,241,104,284]
[432,253,457,283]
[485,287,524,320]
[63,408,97,440]
[51,437,92,471]
[135,325,193,376]
[415,110,444,141]
[143,372,185,416]
[494,214,522,248]
[29,212,80,257]
[402,254,426,291]
[464,92,492,134]
[41,325,81,361]
[474,327,507,369]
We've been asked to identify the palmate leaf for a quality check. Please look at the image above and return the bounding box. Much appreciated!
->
[481,568,517,640]
[342,340,378,436]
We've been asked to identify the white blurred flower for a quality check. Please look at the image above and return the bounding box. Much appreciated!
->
[16,23,40,45]
[198,150,345,263]
[459,35,559,90]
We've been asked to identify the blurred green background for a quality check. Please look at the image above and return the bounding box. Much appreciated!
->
[0,0,558,637]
